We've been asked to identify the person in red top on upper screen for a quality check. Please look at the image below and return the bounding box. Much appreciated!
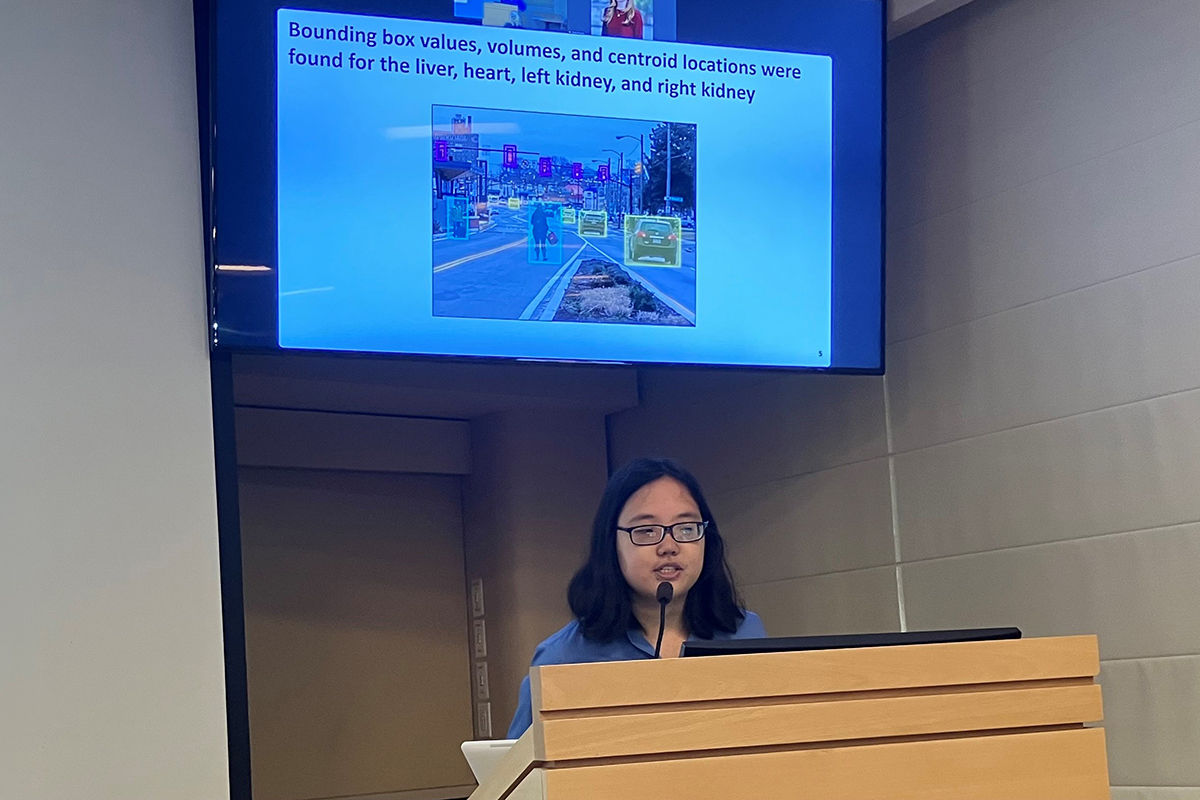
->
[602,0,645,38]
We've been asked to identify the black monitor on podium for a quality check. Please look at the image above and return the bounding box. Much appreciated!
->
[681,627,1022,658]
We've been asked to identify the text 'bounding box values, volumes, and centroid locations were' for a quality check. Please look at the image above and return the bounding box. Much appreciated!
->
[261,3,869,368]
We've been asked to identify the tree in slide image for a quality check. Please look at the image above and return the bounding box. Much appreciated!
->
[641,122,696,216]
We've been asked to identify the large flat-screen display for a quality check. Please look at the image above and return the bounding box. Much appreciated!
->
[206,0,884,371]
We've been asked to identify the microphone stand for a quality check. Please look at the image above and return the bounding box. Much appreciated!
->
[653,581,673,658]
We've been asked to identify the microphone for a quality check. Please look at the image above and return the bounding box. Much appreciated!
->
[653,581,673,658]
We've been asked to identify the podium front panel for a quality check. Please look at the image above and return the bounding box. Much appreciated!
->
[538,728,1110,800]
[468,637,1112,800]
[539,682,1102,760]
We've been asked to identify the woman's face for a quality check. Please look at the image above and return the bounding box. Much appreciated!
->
[616,476,706,605]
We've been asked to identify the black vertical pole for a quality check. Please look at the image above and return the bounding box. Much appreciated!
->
[194,0,252,794]
[209,351,253,800]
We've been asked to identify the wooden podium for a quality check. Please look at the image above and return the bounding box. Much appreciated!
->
[470,635,1110,799]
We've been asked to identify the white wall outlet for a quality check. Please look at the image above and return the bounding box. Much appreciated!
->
[476,701,493,738]
[472,618,487,659]
[470,578,485,618]
[475,661,490,701]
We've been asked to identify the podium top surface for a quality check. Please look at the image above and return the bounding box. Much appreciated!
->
[532,634,1099,712]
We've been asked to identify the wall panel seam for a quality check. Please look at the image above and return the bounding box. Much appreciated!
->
[234,402,472,423]
[1110,788,1200,791]
[887,248,1200,348]
[887,114,1200,239]
[236,465,472,478]
[887,385,1200,459]
[706,453,890,500]
[899,518,1200,567]
[1101,653,1200,666]
[627,375,779,414]
[741,563,899,590]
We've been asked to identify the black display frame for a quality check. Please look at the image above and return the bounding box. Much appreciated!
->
[201,0,886,375]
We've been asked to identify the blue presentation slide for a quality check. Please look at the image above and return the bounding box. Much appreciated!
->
[277,8,832,366]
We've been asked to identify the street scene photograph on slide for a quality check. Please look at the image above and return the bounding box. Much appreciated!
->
[431,104,697,326]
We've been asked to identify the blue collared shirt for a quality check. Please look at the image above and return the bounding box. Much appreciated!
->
[506,611,767,738]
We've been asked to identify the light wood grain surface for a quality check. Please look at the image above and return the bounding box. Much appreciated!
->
[534,635,1100,711]
[539,684,1102,759]
[470,637,1110,800]
[541,728,1111,800]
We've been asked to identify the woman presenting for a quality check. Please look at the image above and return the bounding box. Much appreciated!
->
[601,0,645,39]
[507,458,765,738]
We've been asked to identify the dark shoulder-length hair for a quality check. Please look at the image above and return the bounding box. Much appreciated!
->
[567,457,746,642]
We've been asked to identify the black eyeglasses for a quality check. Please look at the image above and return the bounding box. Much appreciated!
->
[617,521,709,547]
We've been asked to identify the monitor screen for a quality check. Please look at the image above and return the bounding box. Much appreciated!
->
[207,0,884,371]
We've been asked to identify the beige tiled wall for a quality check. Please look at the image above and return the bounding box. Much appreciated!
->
[889,0,1200,789]
[608,370,899,640]
[610,369,902,652]
[1111,791,1200,800]
[1102,656,1200,786]
[609,0,1200,790]
[615,371,889,495]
